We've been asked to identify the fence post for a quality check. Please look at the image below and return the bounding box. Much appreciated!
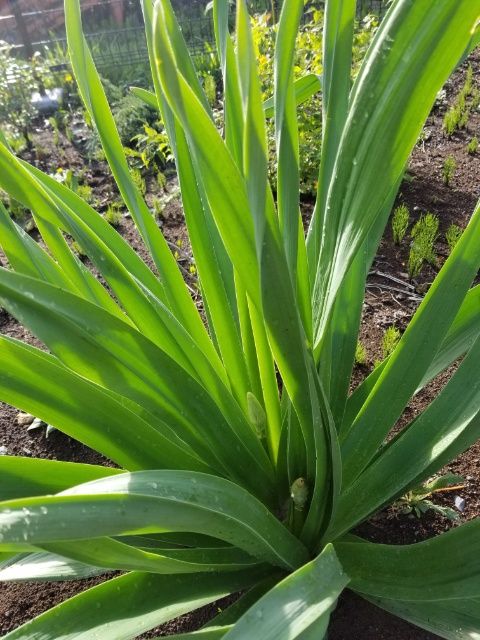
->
[8,0,34,58]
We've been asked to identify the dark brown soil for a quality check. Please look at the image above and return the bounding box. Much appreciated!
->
[1,51,479,639]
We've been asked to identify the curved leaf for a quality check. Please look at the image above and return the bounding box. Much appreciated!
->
[2,568,267,640]
[223,544,349,639]
[0,471,308,570]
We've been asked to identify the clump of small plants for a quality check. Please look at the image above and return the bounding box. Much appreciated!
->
[354,340,368,366]
[382,326,401,359]
[408,212,439,279]
[374,326,401,368]
[467,136,478,155]
[104,202,123,227]
[442,155,456,186]
[442,64,476,136]
[391,203,410,245]
[445,223,463,253]
[394,473,465,521]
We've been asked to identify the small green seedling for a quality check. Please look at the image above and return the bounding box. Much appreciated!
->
[391,204,410,245]
[442,156,456,186]
[382,326,401,359]
[408,212,439,278]
[467,136,478,155]
[395,473,465,521]
[104,203,123,227]
[442,107,460,137]
[354,341,367,366]
[445,223,462,253]
[131,168,146,196]
[203,74,217,107]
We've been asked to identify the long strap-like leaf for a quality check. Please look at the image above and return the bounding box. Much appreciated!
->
[311,0,480,351]
[2,568,267,640]
[0,471,308,571]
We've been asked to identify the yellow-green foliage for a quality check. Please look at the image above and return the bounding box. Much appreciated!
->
[354,341,367,366]
[408,212,439,278]
[391,204,410,245]
[467,136,478,155]
[445,223,462,253]
[443,64,476,136]
[382,326,401,359]
[202,74,217,107]
[251,9,378,196]
[442,155,456,186]
[442,107,460,137]
[131,168,146,196]
[104,203,123,227]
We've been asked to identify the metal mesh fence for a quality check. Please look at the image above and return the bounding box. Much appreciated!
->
[0,0,388,71]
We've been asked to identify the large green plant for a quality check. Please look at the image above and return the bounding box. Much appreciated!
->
[0,0,479,637]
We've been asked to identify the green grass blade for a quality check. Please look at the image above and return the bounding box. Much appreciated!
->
[2,568,267,640]
[0,471,308,570]
[223,544,349,639]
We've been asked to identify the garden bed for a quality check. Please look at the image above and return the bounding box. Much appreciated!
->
[0,50,479,638]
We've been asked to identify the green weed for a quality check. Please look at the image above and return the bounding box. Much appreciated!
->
[391,204,410,245]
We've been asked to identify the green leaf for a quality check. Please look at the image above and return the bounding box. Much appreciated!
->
[130,86,158,109]
[0,457,122,501]
[274,0,303,279]
[307,0,355,273]
[144,0,252,409]
[311,0,480,350]
[341,198,480,487]
[263,74,322,119]
[223,544,349,639]
[37,537,260,576]
[335,520,480,601]
[0,269,275,501]
[0,337,204,472]
[0,471,308,570]
[65,0,211,352]
[332,334,480,537]
[2,568,267,640]
[341,283,480,438]
[0,551,105,582]
[369,595,480,639]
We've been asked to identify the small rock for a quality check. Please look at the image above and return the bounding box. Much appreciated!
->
[27,418,46,431]
[0,445,8,455]
[454,496,466,513]
[17,412,35,426]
